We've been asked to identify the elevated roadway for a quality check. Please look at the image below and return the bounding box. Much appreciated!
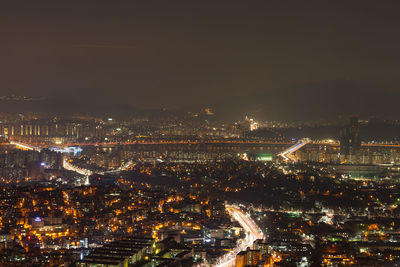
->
[278,138,311,161]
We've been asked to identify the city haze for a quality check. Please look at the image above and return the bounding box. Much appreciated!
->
[1,1,400,120]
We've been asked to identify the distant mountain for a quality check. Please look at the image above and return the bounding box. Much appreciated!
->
[205,79,397,122]
[0,79,397,123]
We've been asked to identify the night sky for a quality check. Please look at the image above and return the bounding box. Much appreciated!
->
[1,1,400,120]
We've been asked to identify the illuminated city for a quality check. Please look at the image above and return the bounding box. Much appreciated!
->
[1,1,400,266]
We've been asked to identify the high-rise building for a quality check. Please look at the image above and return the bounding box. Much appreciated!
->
[340,116,361,156]
[235,247,263,267]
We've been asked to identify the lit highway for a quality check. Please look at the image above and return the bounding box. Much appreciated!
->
[62,157,93,176]
[9,141,40,151]
[63,157,134,177]
[227,205,263,241]
[9,141,133,177]
[106,160,135,173]
[215,205,263,267]
[279,138,311,161]
[9,140,294,148]
[9,139,400,152]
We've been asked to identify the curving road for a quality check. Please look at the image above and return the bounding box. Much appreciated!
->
[279,138,311,161]
[63,157,93,176]
[215,205,263,267]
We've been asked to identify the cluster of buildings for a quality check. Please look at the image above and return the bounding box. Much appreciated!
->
[290,117,400,179]
[0,111,248,147]
[0,146,63,183]
[235,239,276,266]
[0,120,106,145]
[3,110,400,266]
[243,204,400,266]
[76,237,191,267]
[0,181,246,266]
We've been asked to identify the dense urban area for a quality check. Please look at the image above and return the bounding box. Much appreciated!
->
[0,107,399,266]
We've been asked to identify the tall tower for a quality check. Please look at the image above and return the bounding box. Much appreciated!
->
[340,116,361,156]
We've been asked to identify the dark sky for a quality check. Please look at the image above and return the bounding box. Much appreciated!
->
[1,1,400,119]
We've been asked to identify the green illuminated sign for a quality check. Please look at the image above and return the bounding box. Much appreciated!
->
[256,154,273,161]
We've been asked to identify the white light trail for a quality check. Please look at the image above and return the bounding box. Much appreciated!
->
[215,205,263,267]
[10,141,39,151]
[63,157,93,176]
[279,138,311,161]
